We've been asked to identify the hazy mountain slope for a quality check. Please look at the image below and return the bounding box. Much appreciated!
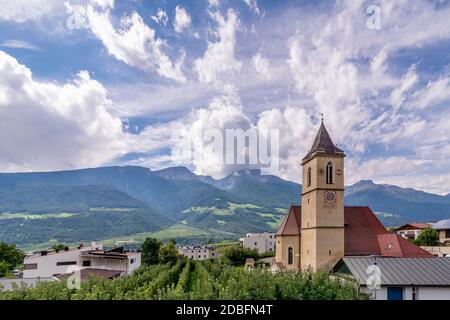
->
[1,166,450,247]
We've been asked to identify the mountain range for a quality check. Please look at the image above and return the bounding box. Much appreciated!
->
[0,166,449,249]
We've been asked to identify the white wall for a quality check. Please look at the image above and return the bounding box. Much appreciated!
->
[179,247,217,260]
[23,250,80,278]
[362,286,450,300]
[241,233,276,254]
[23,245,141,278]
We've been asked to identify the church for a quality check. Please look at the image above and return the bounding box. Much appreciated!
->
[275,120,431,272]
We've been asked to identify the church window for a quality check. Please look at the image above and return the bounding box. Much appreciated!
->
[326,161,334,184]
[307,167,312,187]
[288,247,293,265]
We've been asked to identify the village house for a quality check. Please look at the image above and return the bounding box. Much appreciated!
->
[433,219,450,244]
[239,232,276,254]
[178,245,218,260]
[394,223,431,240]
[275,120,433,272]
[22,242,141,279]
[333,257,450,300]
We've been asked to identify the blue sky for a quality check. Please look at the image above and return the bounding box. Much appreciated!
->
[0,0,449,194]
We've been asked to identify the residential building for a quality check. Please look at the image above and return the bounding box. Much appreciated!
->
[395,223,431,240]
[275,121,432,272]
[433,219,450,244]
[178,245,217,260]
[333,257,450,300]
[22,243,141,279]
[240,232,276,254]
[420,246,450,257]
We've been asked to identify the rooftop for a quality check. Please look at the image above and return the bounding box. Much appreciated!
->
[302,120,344,162]
[433,219,450,230]
[335,257,450,286]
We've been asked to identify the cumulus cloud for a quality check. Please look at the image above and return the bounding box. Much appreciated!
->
[86,4,186,82]
[151,8,168,26]
[0,0,64,23]
[0,50,126,172]
[251,52,271,80]
[194,9,241,84]
[173,6,191,33]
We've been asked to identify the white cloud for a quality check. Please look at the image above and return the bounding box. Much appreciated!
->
[0,50,126,172]
[0,40,42,51]
[390,65,418,109]
[243,0,260,15]
[409,77,450,110]
[173,6,191,33]
[208,0,220,7]
[251,52,271,80]
[151,8,168,26]
[194,9,241,84]
[0,0,64,23]
[86,5,186,82]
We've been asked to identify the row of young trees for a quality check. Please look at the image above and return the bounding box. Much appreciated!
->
[0,236,366,300]
[0,258,366,300]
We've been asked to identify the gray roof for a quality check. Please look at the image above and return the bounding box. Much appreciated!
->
[303,121,344,162]
[339,257,450,286]
[0,277,58,291]
[433,219,450,230]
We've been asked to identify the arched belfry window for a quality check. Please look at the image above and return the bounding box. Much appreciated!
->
[307,167,312,187]
[326,161,334,184]
[288,247,293,265]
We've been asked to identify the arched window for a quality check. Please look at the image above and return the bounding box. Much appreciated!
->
[326,161,334,184]
[307,167,312,187]
[288,247,293,265]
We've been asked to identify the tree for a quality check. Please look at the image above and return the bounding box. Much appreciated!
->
[222,246,259,265]
[414,228,439,246]
[0,242,25,278]
[141,238,162,265]
[51,244,67,252]
[159,241,179,265]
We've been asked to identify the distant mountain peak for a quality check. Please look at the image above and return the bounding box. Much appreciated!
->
[154,166,198,181]
[232,168,261,176]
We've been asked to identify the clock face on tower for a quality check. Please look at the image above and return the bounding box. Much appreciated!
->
[324,191,337,203]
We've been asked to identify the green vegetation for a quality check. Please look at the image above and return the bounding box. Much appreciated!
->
[102,224,210,246]
[0,259,365,300]
[141,238,162,265]
[182,202,262,216]
[413,227,439,246]
[0,242,25,278]
[0,212,76,220]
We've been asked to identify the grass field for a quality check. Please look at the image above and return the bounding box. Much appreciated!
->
[101,224,210,246]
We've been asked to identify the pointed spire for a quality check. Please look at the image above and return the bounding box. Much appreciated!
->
[302,120,344,162]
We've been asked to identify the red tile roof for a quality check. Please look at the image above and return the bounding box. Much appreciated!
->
[276,205,301,236]
[394,223,431,231]
[276,205,433,258]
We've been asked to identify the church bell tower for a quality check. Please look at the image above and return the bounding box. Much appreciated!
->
[300,120,345,272]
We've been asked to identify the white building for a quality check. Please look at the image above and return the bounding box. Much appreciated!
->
[333,257,450,300]
[22,243,141,279]
[240,232,276,254]
[178,246,217,260]
[394,223,431,240]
